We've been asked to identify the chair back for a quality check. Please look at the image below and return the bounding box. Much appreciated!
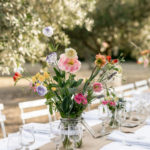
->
[0,104,6,138]
[18,99,56,124]
[135,80,149,92]
[114,83,135,97]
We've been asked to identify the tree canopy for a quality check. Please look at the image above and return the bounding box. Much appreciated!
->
[1,0,150,74]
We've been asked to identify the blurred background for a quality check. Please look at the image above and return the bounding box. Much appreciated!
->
[0,0,150,136]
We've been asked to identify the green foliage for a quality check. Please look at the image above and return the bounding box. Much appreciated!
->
[0,0,96,74]
[66,0,150,61]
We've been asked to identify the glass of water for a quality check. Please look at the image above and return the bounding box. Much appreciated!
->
[19,125,35,150]
[7,133,22,150]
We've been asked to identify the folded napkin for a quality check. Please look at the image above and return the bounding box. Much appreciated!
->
[24,123,51,134]
[135,125,150,138]
[145,118,150,125]
[82,109,102,127]
[100,142,150,150]
[82,109,99,120]
[107,130,150,148]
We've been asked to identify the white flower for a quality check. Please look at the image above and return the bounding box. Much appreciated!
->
[42,26,54,37]
[65,48,77,59]
[14,66,23,73]
[46,52,57,65]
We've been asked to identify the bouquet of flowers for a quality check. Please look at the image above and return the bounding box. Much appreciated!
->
[13,26,123,119]
[13,26,124,148]
[101,95,126,128]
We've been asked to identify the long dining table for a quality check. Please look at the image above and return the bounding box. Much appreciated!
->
[39,114,145,150]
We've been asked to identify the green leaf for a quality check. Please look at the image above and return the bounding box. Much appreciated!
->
[71,79,83,87]
[68,88,77,94]
[53,67,62,77]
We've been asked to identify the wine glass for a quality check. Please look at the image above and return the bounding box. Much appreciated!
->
[19,125,35,150]
[50,122,65,150]
[7,133,22,150]
[98,105,109,135]
[68,124,82,150]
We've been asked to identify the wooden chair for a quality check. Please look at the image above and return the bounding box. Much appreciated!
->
[18,99,56,124]
[135,80,149,92]
[0,104,6,138]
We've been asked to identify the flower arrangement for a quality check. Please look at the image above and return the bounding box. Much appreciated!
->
[101,95,126,127]
[137,49,150,68]
[13,26,123,119]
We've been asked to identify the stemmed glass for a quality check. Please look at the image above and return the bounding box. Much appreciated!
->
[98,105,109,135]
[68,124,83,150]
[7,133,22,150]
[50,122,65,150]
[19,125,35,150]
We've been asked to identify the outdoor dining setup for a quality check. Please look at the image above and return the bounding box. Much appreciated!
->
[0,26,150,150]
[1,78,150,150]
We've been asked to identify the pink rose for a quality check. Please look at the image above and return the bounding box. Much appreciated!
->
[58,54,81,73]
[109,101,116,106]
[93,82,103,92]
[102,100,109,105]
[74,93,87,105]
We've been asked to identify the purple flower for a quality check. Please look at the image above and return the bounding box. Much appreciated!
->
[36,85,47,96]
[46,52,57,65]
[42,26,53,37]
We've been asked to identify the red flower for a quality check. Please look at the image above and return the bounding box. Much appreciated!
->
[15,72,21,76]
[13,76,17,81]
[112,59,118,64]
[106,56,111,62]
[13,72,21,82]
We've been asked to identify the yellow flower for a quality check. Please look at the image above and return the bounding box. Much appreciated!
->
[51,87,57,91]
[44,72,50,79]
[65,48,77,58]
[114,97,119,101]
[35,73,40,78]
[36,83,40,87]
[32,76,36,83]
[38,75,45,82]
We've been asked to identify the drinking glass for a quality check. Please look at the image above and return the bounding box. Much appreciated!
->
[50,122,65,150]
[20,125,35,150]
[98,105,109,135]
[7,133,22,150]
[117,108,126,131]
[68,124,82,150]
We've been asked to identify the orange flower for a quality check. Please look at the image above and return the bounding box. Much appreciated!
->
[95,54,106,68]
[106,56,111,62]
[140,50,150,55]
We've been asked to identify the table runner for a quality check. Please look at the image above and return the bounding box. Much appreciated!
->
[40,121,143,150]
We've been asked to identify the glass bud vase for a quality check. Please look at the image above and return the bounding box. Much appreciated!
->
[60,118,82,150]
[109,109,119,129]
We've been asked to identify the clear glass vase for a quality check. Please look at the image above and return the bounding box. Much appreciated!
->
[109,109,119,129]
[60,118,82,150]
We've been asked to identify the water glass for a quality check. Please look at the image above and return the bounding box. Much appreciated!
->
[7,133,22,150]
[117,108,126,131]
[98,105,109,135]
[20,125,35,150]
[50,122,65,150]
[68,124,82,150]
